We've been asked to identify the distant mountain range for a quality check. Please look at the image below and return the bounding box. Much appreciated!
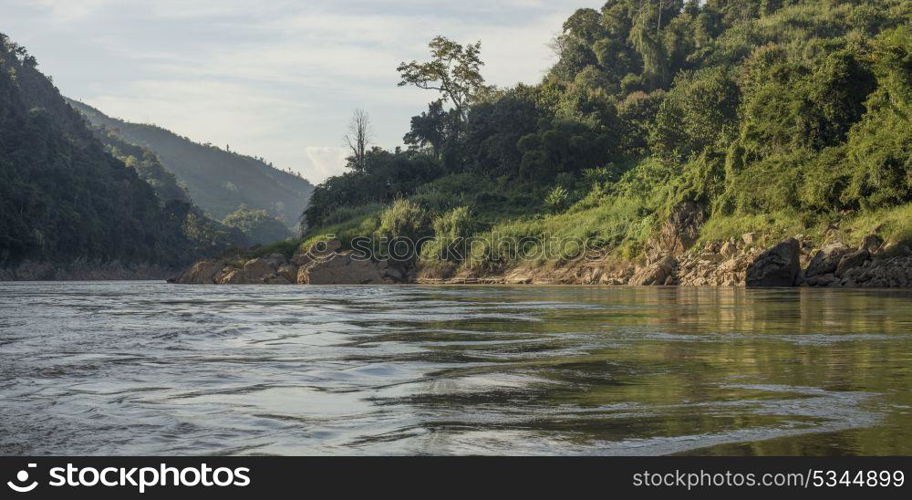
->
[67,99,314,230]
[1,31,315,276]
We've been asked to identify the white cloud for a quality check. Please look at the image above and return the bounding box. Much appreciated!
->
[304,147,350,182]
[4,0,599,182]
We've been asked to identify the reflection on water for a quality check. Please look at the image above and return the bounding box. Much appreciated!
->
[0,282,911,455]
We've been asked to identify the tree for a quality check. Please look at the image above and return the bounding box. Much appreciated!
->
[397,36,487,124]
[344,108,372,172]
[404,99,451,158]
[222,206,292,245]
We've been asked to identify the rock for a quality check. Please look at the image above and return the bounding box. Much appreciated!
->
[217,268,251,284]
[296,265,311,284]
[277,264,298,282]
[720,240,738,258]
[805,272,837,287]
[835,249,870,277]
[291,250,313,267]
[264,274,292,284]
[262,253,288,268]
[646,202,704,261]
[630,256,677,286]
[170,260,224,284]
[805,242,850,278]
[746,238,800,287]
[296,251,399,284]
[243,258,276,281]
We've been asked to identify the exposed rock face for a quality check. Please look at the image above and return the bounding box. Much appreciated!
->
[243,257,275,279]
[296,252,399,284]
[630,256,677,286]
[835,248,870,278]
[276,264,297,282]
[746,238,801,287]
[169,260,225,284]
[646,202,705,261]
[171,228,912,288]
[171,253,297,284]
[841,255,912,287]
[805,242,851,279]
[676,238,760,286]
[216,268,248,284]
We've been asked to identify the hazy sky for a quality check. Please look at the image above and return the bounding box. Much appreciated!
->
[2,0,600,182]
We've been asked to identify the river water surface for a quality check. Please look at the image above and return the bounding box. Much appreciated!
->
[1,282,911,455]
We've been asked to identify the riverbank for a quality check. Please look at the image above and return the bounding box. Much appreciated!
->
[170,232,912,288]
[0,260,176,281]
[171,199,912,288]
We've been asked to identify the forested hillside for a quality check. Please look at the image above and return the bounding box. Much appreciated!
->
[0,33,244,273]
[88,117,291,245]
[301,0,912,277]
[68,100,314,229]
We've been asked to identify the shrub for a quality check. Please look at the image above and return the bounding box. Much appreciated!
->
[545,186,570,213]
[375,199,432,249]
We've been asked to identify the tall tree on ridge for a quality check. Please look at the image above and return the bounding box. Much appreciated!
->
[397,36,487,128]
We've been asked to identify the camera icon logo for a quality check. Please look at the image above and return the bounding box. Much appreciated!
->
[7,463,38,493]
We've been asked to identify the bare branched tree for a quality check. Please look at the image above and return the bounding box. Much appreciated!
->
[344,108,372,172]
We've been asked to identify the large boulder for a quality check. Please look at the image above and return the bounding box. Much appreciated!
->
[836,249,870,277]
[217,268,253,284]
[276,264,298,282]
[805,242,851,278]
[261,252,288,268]
[169,260,224,284]
[243,257,275,279]
[296,251,400,284]
[213,256,289,284]
[746,238,800,287]
[630,256,677,286]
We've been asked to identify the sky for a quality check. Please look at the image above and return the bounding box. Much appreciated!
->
[1,0,601,182]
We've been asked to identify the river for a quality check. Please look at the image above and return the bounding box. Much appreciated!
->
[1,282,910,455]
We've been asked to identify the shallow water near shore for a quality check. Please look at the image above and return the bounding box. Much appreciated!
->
[1,281,911,455]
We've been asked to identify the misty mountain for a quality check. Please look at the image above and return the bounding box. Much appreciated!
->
[67,99,314,230]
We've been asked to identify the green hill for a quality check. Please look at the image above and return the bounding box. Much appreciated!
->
[0,33,243,272]
[299,0,912,277]
[67,99,313,230]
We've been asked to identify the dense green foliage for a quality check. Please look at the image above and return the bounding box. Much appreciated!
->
[96,131,250,254]
[303,0,912,271]
[221,206,292,245]
[93,125,191,204]
[0,34,245,268]
[68,99,314,228]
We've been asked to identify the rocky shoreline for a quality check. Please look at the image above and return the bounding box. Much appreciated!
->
[0,260,176,281]
[170,231,912,289]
